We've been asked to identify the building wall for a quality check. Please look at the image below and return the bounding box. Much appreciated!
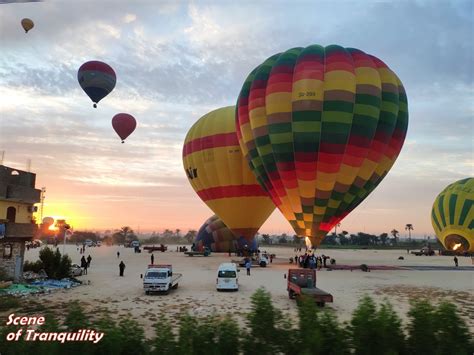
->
[0,200,34,224]
[0,241,25,282]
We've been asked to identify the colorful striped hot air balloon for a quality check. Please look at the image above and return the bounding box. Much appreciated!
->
[183,106,275,243]
[77,61,116,108]
[194,215,259,252]
[431,178,473,253]
[236,44,408,247]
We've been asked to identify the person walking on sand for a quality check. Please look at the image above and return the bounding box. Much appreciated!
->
[81,256,88,275]
[454,256,459,267]
[117,251,120,259]
[151,253,154,265]
[245,258,251,276]
[119,261,126,276]
[87,255,92,267]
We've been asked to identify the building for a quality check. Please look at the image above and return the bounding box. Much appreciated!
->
[0,165,41,281]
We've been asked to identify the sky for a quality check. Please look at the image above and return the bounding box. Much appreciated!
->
[0,0,472,238]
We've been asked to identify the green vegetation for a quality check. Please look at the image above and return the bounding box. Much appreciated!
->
[0,290,472,355]
[23,246,71,279]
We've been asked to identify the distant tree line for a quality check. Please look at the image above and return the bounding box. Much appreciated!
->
[259,229,442,249]
[0,289,472,354]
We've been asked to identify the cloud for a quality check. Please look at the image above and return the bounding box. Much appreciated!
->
[0,0,472,234]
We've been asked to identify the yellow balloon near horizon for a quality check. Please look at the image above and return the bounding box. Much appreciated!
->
[182,106,275,242]
[431,178,473,253]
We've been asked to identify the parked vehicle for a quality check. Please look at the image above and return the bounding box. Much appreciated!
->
[84,239,94,247]
[287,268,333,307]
[216,263,239,291]
[130,240,140,248]
[233,254,269,267]
[70,264,83,277]
[142,264,182,294]
[411,246,435,256]
[184,247,211,257]
[144,244,167,253]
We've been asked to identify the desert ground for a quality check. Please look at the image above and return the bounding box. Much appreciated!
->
[19,244,474,336]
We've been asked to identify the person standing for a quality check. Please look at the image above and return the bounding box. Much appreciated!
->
[245,258,251,276]
[117,251,120,259]
[87,255,92,267]
[269,254,273,263]
[151,253,154,265]
[81,256,88,275]
[119,261,126,276]
[454,256,459,267]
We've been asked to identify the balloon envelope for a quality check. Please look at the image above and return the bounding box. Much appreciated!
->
[183,106,275,242]
[42,217,54,226]
[236,45,408,247]
[112,113,137,143]
[431,178,473,253]
[21,18,34,33]
[77,61,116,107]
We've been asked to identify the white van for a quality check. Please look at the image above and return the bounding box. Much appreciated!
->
[216,263,239,291]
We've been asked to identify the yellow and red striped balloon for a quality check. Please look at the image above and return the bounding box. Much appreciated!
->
[183,106,275,242]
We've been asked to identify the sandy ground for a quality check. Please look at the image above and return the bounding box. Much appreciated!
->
[17,244,474,336]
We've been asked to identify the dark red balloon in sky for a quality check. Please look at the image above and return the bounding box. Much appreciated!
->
[112,113,137,143]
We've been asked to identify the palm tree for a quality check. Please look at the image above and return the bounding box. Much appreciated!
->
[334,223,341,235]
[405,224,414,240]
[390,229,399,244]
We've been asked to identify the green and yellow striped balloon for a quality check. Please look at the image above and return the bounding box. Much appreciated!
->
[431,178,474,253]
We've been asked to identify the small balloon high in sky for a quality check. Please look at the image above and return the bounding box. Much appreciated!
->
[21,18,34,33]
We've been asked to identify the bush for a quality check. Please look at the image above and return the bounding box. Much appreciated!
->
[23,260,44,273]
[349,296,404,355]
[151,316,177,355]
[0,295,20,311]
[36,246,71,279]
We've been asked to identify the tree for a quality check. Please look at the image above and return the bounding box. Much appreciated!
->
[184,230,197,243]
[243,288,283,354]
[390,229,399,244]
[151,316,177,355]
[379,233,388,246]
[405,224,414,240]
[407,299,437,355]
[261,234,271,244]
[434,302,473,355]
[215,316,240,355]
[112,226,136,245]
[175,229,181,237]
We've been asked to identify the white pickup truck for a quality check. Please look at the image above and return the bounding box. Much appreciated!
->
[143,264,182,294]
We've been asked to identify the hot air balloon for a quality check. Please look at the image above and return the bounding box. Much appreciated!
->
[431,178,473,253]
[77,61,116,108]
[183,106,275,243]
[21,18,34,33]
[194,215,238,252]
[236,45,409,247]
[42,217,54,227]
[112,113,136,143]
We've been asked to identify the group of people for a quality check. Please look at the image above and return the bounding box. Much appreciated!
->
[290,252,333,270]
[80,255,92,274]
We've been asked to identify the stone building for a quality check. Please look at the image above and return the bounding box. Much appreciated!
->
[0,165,41,281]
